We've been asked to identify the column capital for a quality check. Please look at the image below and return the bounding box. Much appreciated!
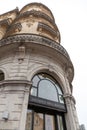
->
[64,94,76,104]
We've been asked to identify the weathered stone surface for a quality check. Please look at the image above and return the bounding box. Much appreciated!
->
[0,2,79,130]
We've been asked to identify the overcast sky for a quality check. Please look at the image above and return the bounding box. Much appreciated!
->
[0,0,87,129]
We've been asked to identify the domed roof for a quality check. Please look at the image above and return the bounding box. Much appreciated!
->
[20,2,55,21]
[4,2,61,43]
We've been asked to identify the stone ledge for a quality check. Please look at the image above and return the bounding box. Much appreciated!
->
[0,80,32,86]
[0,34,74,82]
[0,34,70,59]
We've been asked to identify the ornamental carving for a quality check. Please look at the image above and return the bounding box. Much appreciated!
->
[15,10,57,29]
[0,19,10,27]
[0,34,70,60]
[5,22,22,37]
[38,22,59,39]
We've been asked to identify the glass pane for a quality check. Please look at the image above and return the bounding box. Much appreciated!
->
[32,76,40,87]
[39,73,56,84]
[34,112,43,130]
[45,114,55,130]
[25,110,32,130]
[31,87,37,96]
[38,80,58,102]
[59,95,64,104]
[57,115,64,130]
[55,84,63,95]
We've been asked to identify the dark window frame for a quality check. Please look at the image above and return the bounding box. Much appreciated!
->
[31,73,65,104]
[26,73,67,130]
[26,109,67,130]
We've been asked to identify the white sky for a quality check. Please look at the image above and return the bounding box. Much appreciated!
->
[0,0,87,129]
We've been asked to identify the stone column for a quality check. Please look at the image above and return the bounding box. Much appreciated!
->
[64,94,80,130]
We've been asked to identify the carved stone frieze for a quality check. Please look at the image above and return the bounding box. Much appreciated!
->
[0,34,74,81]
[0,34,69,58]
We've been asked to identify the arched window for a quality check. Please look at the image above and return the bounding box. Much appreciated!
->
[0,70,4,81]
[26,73,67,130]
[31,73,64,104]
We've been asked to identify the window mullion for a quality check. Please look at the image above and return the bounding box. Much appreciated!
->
[43,114,45,130]
[32,110,34,130]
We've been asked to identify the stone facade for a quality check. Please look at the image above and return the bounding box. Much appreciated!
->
[0,2,79,130]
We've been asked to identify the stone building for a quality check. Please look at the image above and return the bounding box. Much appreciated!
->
[0,2,80,130]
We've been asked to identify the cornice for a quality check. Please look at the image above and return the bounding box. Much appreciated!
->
[0,34,69,58]
[0,80,32,86]
[0,34,74,82]
[0,80,32,93]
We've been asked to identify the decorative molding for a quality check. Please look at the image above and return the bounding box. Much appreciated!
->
[0,19,10,27]
[20,2,55,21]
[0,34,69,59]
[64,94,76,104]
[0,80,32,86]
[38,22,59,39]
[15,10,57,29]
[5,22,22,37]
[18,45,25,63]
[0,34,74,82]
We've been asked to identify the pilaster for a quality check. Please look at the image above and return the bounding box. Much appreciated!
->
[64,94,80,130]
[0,80,31,130]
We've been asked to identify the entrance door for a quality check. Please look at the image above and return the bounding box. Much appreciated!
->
[25,110,65,130]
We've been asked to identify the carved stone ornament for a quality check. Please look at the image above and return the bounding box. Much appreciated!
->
[63,94,76,104]
[15,10,57,29]
[5,22,22,37]
[0,34,70,59]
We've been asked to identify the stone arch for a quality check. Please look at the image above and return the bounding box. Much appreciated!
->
[27,64,67,94]
[0,67,9,80]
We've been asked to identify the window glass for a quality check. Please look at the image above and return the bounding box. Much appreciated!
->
[57,115,64,130]
[25,110,32,130]
[38,80,58,102]
[45,114,55,130]
[34,112,43,130]
[59,95,64,104]
[32,76,40,87]
[25,109,66,130]
[55,84,63,95]
[31,73,64,104]
[31,87,37,96]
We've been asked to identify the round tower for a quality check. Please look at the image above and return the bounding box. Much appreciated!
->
[0,3,79,130]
